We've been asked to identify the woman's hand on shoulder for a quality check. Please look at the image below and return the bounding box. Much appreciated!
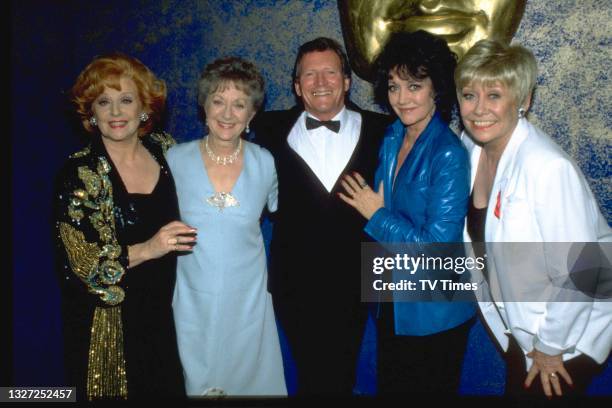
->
[128,221,197,268]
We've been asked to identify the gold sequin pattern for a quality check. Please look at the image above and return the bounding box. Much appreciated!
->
[70,146,91,158]
[62,155,126,306]
[78,167,102,198]
[59,222,101,282]
[87,306,128,400]
[149,131,176,154]
[100,286,126,306]
[97,225,114,243]
[101,243,121,259]
[67,206,84,223]
[59,223,125,305]
[99,260,124,285]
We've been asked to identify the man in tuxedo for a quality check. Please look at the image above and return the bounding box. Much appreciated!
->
[253,37,390,395]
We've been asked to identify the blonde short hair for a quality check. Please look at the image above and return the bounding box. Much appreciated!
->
[455,40,537,107]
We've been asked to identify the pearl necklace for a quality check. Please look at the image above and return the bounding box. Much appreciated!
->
[204,137,242,165]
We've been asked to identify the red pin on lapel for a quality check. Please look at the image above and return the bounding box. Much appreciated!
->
[494,190,501,219]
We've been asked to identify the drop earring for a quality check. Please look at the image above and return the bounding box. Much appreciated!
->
[89,116,97,127]
[139,112,149,122]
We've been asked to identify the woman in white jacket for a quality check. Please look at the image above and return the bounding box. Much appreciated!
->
[456,39,611,398]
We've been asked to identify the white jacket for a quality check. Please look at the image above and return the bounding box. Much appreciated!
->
[462,118,612,369]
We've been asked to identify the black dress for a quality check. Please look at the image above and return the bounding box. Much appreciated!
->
[54,133,185,400]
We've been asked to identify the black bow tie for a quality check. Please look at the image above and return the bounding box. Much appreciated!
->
[305,116,341,133]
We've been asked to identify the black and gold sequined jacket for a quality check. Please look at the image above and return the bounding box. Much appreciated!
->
[53,132,175,399]
[55,132,175,306]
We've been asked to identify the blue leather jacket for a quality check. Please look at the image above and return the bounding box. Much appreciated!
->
[365,113,475,335]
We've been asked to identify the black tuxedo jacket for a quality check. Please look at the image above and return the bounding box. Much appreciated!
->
[253,104,391,304]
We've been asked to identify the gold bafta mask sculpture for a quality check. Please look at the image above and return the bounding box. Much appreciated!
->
[339,0,526,80]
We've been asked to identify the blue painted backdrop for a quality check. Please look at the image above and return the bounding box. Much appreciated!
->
[11,0,611,396]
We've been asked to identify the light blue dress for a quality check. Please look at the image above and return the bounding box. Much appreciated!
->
[166,139,286,396]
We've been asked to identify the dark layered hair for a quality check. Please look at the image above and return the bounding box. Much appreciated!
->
[374,30,458,123]
[292,37,352,82]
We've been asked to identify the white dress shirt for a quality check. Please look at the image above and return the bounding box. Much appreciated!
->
[287,107,362,192]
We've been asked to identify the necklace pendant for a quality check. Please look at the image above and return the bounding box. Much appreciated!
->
[206,192,239,211]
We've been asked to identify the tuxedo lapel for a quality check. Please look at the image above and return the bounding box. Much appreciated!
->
[327,114,367,193]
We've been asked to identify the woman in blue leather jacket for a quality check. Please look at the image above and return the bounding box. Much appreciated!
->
[339,30,475,394]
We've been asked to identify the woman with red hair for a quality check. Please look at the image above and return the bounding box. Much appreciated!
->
[55,53,191,400]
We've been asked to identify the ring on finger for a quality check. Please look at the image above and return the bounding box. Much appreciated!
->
[359,181,367,188]
[549,372,558,379]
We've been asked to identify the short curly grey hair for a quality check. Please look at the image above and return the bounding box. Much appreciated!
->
[197,57,265,113]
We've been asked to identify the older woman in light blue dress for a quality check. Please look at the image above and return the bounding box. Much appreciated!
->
[166,57,286,396]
